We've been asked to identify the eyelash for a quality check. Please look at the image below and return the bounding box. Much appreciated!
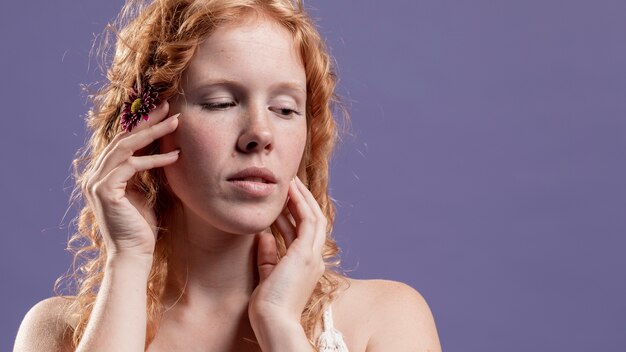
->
[275,108,302,116]
[201,102,302,116]
[202,102,236,110]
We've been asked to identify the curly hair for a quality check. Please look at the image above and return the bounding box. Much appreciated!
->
[53,0,350,349]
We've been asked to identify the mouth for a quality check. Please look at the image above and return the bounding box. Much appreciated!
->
[226,167,278,184]
[226,167,278,197]
[228,176,273,183]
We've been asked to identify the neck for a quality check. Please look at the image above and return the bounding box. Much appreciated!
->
[161,206,261,313]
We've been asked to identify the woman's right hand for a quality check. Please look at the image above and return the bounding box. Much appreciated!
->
[83,101,180,259]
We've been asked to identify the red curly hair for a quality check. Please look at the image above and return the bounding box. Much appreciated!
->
[54,0,350,349]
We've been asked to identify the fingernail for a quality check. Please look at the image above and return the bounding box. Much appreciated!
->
[171,113,181,119]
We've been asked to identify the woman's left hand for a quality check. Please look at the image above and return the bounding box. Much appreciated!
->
[248,176,327,326]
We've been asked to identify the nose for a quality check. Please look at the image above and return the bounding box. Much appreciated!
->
[237,105,273,153]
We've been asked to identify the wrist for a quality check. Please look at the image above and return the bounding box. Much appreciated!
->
[251,316,313,352]
[106,252,154,272]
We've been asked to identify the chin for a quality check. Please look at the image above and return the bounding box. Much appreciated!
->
[201,201,284,235]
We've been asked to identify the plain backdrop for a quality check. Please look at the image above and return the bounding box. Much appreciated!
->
[1,1,625,351]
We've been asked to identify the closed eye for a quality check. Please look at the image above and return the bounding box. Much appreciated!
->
[271,107,302,117]
[200,102,301,117]
[201,101,237,110]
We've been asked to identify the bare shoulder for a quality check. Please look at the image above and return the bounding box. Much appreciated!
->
[13,296,76,352]
[349,279,442,352]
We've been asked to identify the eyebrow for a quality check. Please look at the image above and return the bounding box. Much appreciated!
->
[192,78,306,96]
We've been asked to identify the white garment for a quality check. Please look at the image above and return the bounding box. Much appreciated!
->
[317,305,349,351]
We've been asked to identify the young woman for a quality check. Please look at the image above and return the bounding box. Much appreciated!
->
[14,1,441,351]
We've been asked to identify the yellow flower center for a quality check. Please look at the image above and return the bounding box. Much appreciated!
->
[131,98,143,113]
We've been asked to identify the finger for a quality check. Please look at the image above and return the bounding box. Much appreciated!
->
[92,102,170,175]
[121,101,171,135]
[281,195,297,224]
[100,150,180,192]
[90,131,129,181]
[294,176,325,221]
[294,176,327,253]
[286,178,316,248]
[274,212,296,248]
[256,231,278,282]
[95,114,179,180]
[130,102,173,157]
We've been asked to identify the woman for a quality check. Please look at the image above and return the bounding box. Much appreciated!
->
[14,0,441,351]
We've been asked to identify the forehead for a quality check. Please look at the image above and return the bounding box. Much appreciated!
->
[183,15,306,90]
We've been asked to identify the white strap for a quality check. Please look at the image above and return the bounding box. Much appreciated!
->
[323,305,336,330]
[317,305,349,352]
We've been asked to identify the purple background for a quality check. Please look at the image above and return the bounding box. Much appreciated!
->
[2,1,625,351]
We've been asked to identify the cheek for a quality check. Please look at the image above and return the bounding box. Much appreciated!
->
[293,136,307,164]
[292,124,308,160]
[160,119,228,182]
[280,124,307,182]
[176,127,227,170]
[161,114,223,154]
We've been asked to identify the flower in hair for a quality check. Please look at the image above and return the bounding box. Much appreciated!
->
[121,82,162,132]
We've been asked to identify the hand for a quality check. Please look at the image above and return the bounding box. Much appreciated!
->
[248,176,327,326]
[83,102,180,258]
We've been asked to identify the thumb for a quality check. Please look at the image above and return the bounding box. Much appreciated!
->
[256,231,278,282]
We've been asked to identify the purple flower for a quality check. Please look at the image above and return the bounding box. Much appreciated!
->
[121,83,162,132]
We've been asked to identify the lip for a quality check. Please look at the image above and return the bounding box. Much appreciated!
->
[227,167,277,197]
[227,167,277,184]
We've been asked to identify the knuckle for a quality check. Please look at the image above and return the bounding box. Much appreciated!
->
[94,182,116,203]
[318,231,328,244]
[318,261,326,274]
[82,178,92,194]
[112,140,134,158]
[300,251,314,266]
[111,131,127,143]
[84,181,95,197]
[300,212,316,225]
[84,173,99,195]
[103,135,122,152]
[311,214,320,225]
[91,180,105,198]
[125,157,139,170]
[124,157,145,174]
